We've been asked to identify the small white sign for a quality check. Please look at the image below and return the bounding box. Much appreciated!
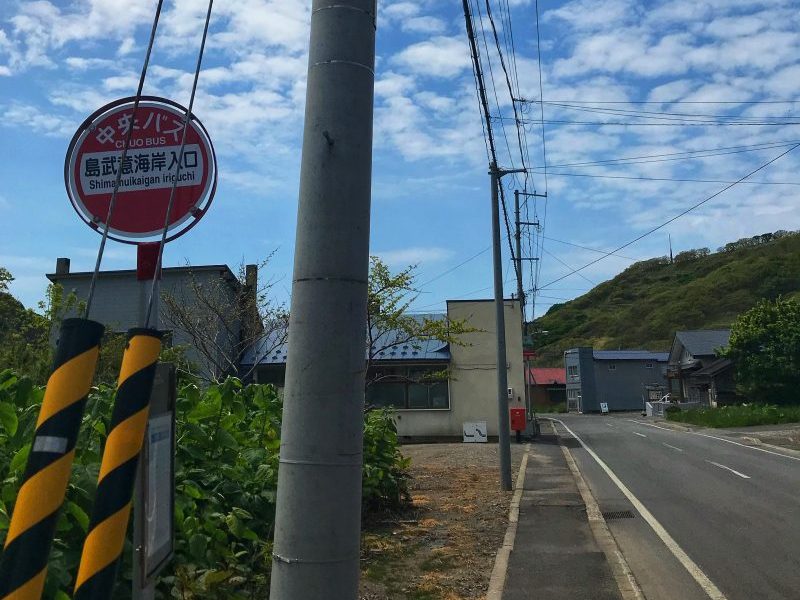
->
[600,402,609,414]
[463,421,488,443]
[146,415,173,557]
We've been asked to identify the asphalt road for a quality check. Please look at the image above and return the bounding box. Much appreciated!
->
[550,414,800,600]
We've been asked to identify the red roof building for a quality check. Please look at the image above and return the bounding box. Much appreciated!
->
[528,367,566,386]
[527,367,567,409]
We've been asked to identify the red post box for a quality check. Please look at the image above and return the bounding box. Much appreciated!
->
[510,408,526,432]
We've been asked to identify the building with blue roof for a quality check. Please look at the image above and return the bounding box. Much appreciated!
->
[242,299,528,439]
[564,347,669,413]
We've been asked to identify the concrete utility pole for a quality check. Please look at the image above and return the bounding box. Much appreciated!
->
[270,2,376,599]
[491,164,525,491]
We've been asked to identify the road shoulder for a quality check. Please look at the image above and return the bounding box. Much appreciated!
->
[501,422,625,600]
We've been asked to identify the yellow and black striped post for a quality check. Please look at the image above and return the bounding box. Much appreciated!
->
[0,318,104,600]
[74,328,162,600]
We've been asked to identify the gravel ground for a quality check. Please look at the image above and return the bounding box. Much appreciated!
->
[359,442,526,600]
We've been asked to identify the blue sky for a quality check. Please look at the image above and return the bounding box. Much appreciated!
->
[1,0,799,320]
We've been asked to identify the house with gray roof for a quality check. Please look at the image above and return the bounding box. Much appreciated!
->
[564,348,669,413]
[668,329,736,406]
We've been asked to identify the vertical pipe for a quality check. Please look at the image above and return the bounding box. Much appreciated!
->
[491,164,513,491]
[0,318,104,600]
[269,1,376,598]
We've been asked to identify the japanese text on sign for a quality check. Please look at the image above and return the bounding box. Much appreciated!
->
[79,144,204,195]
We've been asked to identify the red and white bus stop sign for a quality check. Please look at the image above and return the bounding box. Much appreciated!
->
[65,96,217,244]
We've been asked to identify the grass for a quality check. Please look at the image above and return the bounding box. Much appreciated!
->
[666,404,800,428]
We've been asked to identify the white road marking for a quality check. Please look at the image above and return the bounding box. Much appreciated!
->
[706,461,751,479]
[628,419,800,463]
[606,423,615,428]
[633,432,647,438]
[627,418,671,431]
[662,443,684,452]
[550,418,728,600]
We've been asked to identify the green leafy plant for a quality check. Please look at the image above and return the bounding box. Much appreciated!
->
[722,297,800,404]
[362,409,411,511]
[0,371,410,598]
[666,403,800,428]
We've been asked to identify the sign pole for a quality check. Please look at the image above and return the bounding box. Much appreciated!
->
[134,243,159,600]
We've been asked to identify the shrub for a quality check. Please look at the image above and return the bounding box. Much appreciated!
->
[667,404,800,428]
[362,409,411,511]
[0,370,411,598]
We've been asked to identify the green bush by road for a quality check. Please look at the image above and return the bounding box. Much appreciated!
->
[0,369,409,599]
[667,404,800,428]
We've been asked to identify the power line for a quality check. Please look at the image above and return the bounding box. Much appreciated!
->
[510,118,800,126]
[535,99,800,105]
[539,143,800,289]
[539,101,800,122]
[541,247,595,286]
[541,140,800,169]
[541,171,800,186]
[543,236,637,261]
[420,244,492,286]
[484,0,528,175]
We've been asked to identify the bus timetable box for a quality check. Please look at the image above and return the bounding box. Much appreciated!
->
[134,363,176,589]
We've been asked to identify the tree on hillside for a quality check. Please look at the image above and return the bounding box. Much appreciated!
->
[0,271,83,384]
[722,297,800,404]
[365,256,476,393]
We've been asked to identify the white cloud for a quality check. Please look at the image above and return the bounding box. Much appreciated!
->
[376,247,455,267]
[64,56,120,71]
[392,36,471,78]
[1,103,76,137]
[375,71,416,98]
[402,16,447,35]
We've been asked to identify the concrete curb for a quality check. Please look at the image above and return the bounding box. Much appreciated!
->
[486,444,530,600]
[739,437,800,458]
[558,431,645,600]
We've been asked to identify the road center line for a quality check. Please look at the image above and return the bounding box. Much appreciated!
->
[633,432,647,438]
[706,461,751,479]
[662,443,683,452]
[627,419,800,463]
[550,418,728,600]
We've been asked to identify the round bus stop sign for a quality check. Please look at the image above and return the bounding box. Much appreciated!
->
[65,96,217,244]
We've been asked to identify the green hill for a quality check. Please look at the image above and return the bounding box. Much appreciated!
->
[529,230,800,366]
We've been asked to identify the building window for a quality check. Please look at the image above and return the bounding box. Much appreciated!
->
[645,362,653,369]
[366,366,449,410]
[567,365,579,378]
[608,363,616,372]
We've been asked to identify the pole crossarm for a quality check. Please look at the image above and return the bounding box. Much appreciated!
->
[491,166,528,177]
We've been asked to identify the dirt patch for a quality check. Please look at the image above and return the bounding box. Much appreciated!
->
[359,443,526,600]
[748,430,800,451]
